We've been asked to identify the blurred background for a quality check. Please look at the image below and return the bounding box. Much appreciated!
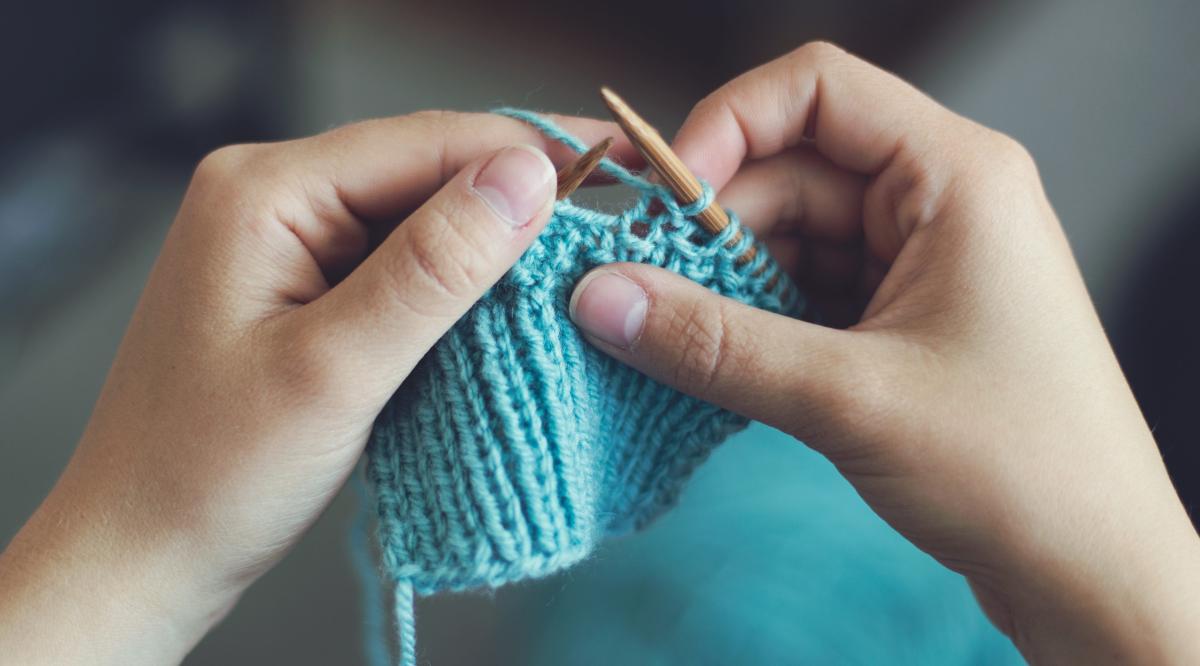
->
[2,0,1197,663]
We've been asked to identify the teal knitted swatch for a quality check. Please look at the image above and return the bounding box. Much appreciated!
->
[359,108,805,666]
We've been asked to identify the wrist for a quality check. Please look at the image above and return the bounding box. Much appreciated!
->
[0,456,241,665]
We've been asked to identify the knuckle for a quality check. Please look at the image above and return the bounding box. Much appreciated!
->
[192,144,257,187]
[190,143,301,212]
[184,144,275,231]
[668,298,737,395]
[792,40,846,65]
[938,126,1043,215]
[987,130,1038,178]
[188,140,349,245]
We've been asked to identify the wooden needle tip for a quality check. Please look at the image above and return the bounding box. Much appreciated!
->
[599,87,639,132]
[599,85,620,106]
[555,136,614,200]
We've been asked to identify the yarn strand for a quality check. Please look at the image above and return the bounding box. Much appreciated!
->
[395,580,416,666]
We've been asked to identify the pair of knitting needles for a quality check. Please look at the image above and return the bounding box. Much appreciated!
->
[555,87,756,265]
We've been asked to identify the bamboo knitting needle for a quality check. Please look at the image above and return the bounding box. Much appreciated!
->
[600,87,757,266]
[556,137,614,200]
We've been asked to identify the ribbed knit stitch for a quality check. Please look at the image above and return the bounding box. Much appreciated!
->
[359,108,805,666]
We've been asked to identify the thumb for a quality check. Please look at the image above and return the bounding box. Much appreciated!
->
[568,263,875,440]
[304,144,556,387]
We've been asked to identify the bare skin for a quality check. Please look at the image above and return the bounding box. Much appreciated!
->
[2,43,1197,665]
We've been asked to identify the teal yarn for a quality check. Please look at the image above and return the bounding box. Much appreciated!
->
[360,108,805,666]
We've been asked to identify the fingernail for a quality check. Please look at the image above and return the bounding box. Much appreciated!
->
[471,145,554,227]
[569,270,648,350]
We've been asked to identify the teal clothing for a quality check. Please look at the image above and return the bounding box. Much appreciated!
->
[510,423,1022,665]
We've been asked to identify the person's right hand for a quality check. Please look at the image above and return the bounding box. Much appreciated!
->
[568,42,1200,664]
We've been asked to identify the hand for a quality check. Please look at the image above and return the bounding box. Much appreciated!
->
[0,111,636,664]
[568,43,1200,664]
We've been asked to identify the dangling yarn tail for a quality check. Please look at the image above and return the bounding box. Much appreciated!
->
[351,468,391,666]
[395,579,416,666]
[353,463,418,665]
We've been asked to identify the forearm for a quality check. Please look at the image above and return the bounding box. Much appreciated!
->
[1012,540,1200,664]
[1004,454,1200,665]
[0,462,236,665]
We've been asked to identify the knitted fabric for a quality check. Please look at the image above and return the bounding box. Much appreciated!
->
[359,108,805,666]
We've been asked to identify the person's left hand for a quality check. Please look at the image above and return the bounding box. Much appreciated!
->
[0,111,635,665]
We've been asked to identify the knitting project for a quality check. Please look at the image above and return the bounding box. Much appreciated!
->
[359,108,805,666]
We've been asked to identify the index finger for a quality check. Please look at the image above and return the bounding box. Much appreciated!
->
[671,42,963,192]
[302,110,643,223]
